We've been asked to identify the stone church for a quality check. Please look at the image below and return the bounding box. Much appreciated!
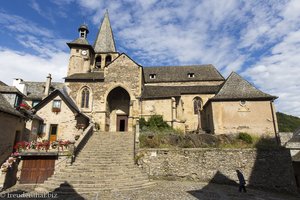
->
[62,11,278,136]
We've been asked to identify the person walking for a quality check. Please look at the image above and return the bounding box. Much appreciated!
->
[236,170,247,193]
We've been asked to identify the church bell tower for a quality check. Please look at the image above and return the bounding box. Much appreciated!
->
[66,24,92,76]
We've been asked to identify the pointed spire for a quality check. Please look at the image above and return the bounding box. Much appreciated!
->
[93,10,116,53]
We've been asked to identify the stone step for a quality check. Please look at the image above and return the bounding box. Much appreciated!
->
[74,157,134,161]
[58,165,139,171]
[46,176,148,184]
[45,178,149,187]
[56,168,146,174]
[41,131,153,195]
[76,152,134,156]
[70,161,134,166]
[45,182,155,194]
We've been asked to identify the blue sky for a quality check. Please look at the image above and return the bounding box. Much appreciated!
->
[0,0,299,117]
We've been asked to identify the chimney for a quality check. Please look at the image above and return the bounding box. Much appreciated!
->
[13,78,27,95]
[44,74,52,96]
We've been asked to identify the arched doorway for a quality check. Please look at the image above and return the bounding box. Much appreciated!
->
[106,87,130,132]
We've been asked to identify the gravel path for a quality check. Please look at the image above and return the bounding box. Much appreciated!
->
[1,180,299,200]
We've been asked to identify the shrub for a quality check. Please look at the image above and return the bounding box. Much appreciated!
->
[139,115,171,132]
[147,115,170,130]
[238,132,253,144]
[139,133,162,148]
[139,117,148,130]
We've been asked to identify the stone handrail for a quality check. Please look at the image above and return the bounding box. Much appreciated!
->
[73,123,94,159]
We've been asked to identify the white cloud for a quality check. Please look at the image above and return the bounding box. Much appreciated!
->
[243,30,300,117]
[72,0,300,116]
[0,11,69,85]
[0,11,54,38]
[1,0,299,116]
[29,0,56,24]
[0,48,68,85]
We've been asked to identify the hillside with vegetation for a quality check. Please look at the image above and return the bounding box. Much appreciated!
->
[277,112,300,132]
[139,115,278,149]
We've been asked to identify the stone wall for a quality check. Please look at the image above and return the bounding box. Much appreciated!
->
[138,148,297,193]
[0,112,25,164]
[208,101,277,135]
[35,95,83,141]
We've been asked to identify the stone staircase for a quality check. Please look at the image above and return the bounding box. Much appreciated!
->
[40,131,154,195]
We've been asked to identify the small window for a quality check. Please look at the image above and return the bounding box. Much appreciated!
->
[240,100,246,105]
[105,55,112,66]
[14,95,22,108]
[95,56,101,68]
[193,97,202,114]
[38,123,46,135]
[52,100,61,113]
[76,49,79,53]
[149,74,156,79]
[81,88,90,108]
[52,100,61,108]
[188,73,195,78]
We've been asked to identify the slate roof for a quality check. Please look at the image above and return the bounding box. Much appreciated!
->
[68,38,90,45]
[64,72,104,81]
[141,85,221,99]
[33,89,80,114]
[24,81,64,100]
[0,85,23,96]
[0,93,23,117]
[0,81,7,86]
[143,65,224,83]
[93,11,116,53]
[212,72,277,101]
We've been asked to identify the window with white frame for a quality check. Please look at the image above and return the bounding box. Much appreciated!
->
[188,73,195,78]
[149,74,156,79]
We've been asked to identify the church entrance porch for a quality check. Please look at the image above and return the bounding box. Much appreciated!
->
[106,87,130,132]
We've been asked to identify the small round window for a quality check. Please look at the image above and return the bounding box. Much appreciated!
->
[240,100,246,105]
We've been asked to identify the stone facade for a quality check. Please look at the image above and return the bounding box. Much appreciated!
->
[204,101,278,135]
[61,12,279,136]
[0,112,24,164]
[34,94,88,142]
[138,148,297,193]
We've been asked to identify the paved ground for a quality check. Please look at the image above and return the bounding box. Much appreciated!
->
[1,181,299,200]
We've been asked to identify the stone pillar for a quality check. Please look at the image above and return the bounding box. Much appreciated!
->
[128,100,134,132]
[171,97,176,127]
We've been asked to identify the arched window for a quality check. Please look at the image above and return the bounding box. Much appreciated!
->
[81,88,90,108]
[105,55,112,66]
[193,97,202,115]
[95,56,101,68]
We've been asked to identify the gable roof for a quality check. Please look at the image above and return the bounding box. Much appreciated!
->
[0,85,24,96]
[143,65,224,83]
[93,10,116,53]
[33,89,80,113]
[0,93,23,117]
[212,72,277,101]
[64,72,104,81]
[0,81,7,86]
[141,85,221,99]
[24,81,64,100]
